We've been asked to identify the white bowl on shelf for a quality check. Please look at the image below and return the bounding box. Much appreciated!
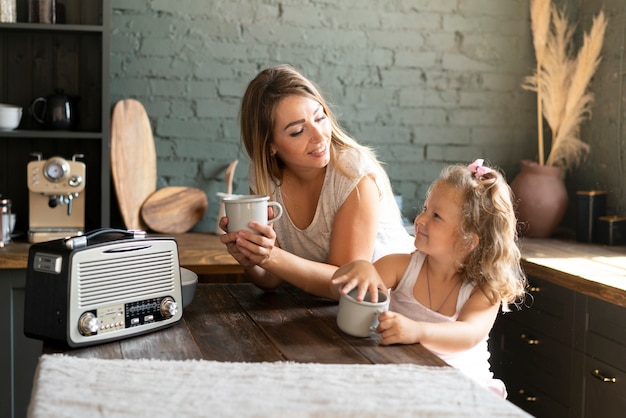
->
[0,104,23,131]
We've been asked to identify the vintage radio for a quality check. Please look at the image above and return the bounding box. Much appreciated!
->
[24,229,183,347]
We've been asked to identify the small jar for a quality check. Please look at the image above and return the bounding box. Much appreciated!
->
[598,216,626,246]
[28,0,57,23]
[0,198,12,247]
[576,190,607,243]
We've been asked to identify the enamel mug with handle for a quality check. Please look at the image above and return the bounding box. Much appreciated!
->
[223,195,283,234]
[337,288,389,337]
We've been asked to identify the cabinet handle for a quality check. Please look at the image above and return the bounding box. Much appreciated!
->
[529,286,541,293]
[591,369,617,383]
[518,389,537,402]
[520,333,540,345]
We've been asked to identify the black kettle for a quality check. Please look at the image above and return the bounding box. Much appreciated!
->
[30,89,79,130]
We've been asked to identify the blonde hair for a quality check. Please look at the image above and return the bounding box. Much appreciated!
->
[430,162,527,306]
[239,64,392,199]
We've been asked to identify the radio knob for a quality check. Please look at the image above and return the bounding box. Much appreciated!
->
[160,297,178,319]
[78,312,99,336]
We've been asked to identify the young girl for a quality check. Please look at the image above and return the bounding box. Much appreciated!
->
[331,159,527,397]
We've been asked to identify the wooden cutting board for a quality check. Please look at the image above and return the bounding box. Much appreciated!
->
[110,99,157,231]
[141,186,208,234]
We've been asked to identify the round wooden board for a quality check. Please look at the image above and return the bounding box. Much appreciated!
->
[141,186,208,234]
[110,99,157,231]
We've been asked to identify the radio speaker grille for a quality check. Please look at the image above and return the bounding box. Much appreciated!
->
[76,250,177,307]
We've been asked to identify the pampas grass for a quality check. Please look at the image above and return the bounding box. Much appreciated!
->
[529,0,551,166]
[523,0,607,171]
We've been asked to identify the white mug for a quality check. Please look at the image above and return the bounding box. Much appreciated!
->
[336,288,389,338]
[223,195,283,234]
[215,192,241,235]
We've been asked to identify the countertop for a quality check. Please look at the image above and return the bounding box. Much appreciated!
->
[2,233,626,308]
[0,232,243,275]
[520,238,626,308]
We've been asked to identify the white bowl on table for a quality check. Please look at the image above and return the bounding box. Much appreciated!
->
[0,104,23,130]
[181,267,198,308]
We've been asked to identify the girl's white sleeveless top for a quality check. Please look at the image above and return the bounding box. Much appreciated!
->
[390,251,505,396]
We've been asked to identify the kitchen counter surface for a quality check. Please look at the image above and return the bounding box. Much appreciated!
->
[520,238,626,308]
[0,232,243,276]
[2,234,626,307]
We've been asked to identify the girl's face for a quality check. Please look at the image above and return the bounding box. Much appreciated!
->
[270,95,331,172]
[413,182,465,258]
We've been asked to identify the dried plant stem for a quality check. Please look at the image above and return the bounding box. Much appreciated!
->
[536,62,544,166]
[529,0,551,166]
[545,10,607,167]
[523,1,606,172]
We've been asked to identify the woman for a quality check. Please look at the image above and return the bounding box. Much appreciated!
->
[220,64,414,299]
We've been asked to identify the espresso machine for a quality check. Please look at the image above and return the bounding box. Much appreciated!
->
[27,153,86,243]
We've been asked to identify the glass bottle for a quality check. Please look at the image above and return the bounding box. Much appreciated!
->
[0,0,16,23]
[29,0,56,23]
[0,198,12,247]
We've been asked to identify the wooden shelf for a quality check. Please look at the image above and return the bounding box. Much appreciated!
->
[0,23,103,32]
[0,0,110,234]
[0,130,104,139]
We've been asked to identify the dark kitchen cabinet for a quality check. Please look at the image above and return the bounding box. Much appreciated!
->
[581,355,626,416]
[581,295,626,417]
[490,276,583,417]
[0,0,110,235]
[0,270,42,418]
[490,276,626,417]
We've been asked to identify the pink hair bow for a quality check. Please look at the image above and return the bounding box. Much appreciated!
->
[467,159,492,178]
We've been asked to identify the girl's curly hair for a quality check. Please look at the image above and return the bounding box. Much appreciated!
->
[431,161,527,307]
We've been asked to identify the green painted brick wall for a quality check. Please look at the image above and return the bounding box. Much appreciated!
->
[109,0,625,234]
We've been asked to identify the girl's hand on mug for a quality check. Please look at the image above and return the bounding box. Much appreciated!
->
[331,260,387,303]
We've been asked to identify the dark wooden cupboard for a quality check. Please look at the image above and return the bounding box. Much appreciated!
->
[0,0,110,235]
[490,277,582,416]
[490,276,626,417]
[581,296,626,417]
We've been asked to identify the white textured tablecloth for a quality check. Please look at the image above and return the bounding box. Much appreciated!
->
[28,354,530,417]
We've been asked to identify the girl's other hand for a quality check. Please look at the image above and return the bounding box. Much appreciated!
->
[376,311,420,345]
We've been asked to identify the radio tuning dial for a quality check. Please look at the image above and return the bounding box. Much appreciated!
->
[160,297,178,319]
[78,312,99,336]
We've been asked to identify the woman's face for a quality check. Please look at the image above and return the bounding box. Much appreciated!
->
[270,95,331,172]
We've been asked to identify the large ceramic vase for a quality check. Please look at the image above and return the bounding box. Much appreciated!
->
[510,160,568,238]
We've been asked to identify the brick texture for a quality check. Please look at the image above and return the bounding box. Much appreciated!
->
[110,0,619,232]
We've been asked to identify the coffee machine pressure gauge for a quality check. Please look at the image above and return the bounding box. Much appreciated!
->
[43,157,70,182]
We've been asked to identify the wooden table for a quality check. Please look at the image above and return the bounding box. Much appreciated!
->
[32,284,534,417]
[0,232,244,278]
[0,233,242,418]
[43,283,447,366]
